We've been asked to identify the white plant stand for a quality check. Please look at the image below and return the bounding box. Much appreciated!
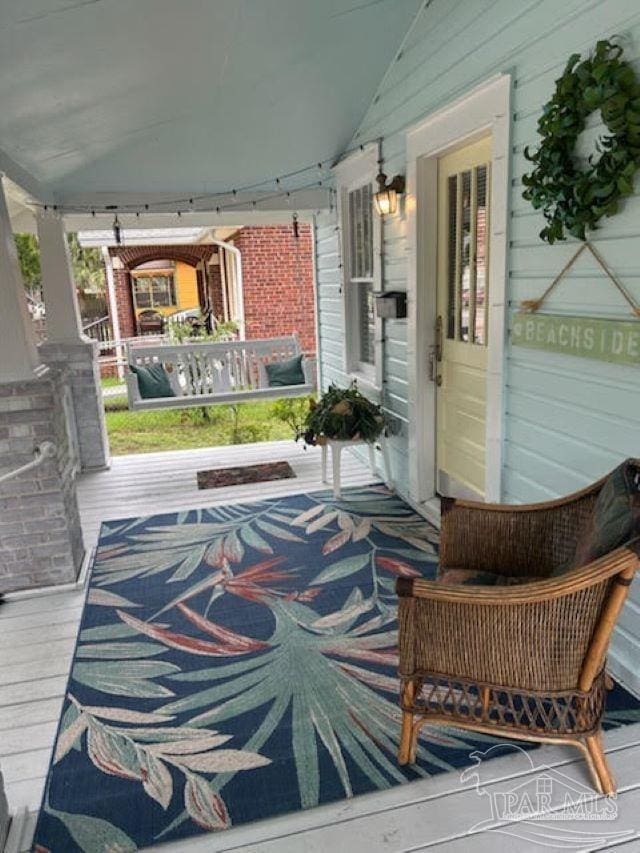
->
[320,437,392,499]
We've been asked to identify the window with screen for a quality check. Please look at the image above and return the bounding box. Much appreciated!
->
[132,274,176,310]
[346,183,376,372]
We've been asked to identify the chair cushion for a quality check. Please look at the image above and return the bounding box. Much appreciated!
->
[265,354,305,388]
[130,363,176,400]
[436,566,537,586]
[570,459,640,570]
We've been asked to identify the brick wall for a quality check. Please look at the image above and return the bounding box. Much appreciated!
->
[231,225,316,354]
[113,267,136,338]
[0,368,84,592]
[208,261,224,319]
[105,231,317,355]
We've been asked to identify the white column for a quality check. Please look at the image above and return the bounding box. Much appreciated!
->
[102,246,124,379]
[0,180,44,382]
[36,211,85,342]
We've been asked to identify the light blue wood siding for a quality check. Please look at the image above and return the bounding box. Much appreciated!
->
[314,0,640,693]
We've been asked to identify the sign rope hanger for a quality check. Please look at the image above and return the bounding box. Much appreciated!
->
[520,241,640,318]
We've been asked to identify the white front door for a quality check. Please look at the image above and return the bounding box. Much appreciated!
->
[435,135,491,499]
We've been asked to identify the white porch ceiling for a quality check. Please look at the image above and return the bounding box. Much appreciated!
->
[0,0,421,208]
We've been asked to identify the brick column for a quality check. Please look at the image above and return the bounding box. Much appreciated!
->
[0,369,85,592]
[209,258,224,319]
[39,340,110,471]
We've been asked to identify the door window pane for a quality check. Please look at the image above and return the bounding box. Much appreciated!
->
[460,170,472,342]
[446,175,457,340]
[474,165,488,345]
[445,163,489,345]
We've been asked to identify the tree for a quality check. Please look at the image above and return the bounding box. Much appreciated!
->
[67,233,104,293]
[14,232,105,294]
[14,233,41,294]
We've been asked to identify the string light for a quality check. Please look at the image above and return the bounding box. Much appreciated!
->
[27,134,388,218]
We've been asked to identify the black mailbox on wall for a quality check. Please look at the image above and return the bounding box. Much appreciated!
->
[375,290,407,320]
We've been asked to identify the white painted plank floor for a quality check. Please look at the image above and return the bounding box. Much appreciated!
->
[1,441,639,852]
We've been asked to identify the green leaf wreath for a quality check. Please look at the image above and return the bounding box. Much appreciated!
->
[298,383,387,446]
[522,39,640,244]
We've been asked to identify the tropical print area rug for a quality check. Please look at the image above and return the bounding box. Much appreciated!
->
[34,485,640,853]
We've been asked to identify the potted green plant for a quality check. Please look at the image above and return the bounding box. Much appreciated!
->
[297,383,387,447]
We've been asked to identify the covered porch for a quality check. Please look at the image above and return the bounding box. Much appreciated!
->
[1,1,640,851]
[3,441,639,853]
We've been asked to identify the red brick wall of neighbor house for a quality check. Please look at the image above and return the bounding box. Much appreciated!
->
[208,262,224,319]
[113,267,136,338]
[231,225,316,354]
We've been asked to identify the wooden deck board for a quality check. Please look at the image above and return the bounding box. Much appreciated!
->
[142,727,640,853]
[2,441,639,852]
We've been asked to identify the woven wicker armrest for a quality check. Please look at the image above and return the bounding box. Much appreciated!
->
[396,543,639,691]
[439,482,602,578]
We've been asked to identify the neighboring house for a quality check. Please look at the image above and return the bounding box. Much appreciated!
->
[79,225,316,354]
[106,243,218,339]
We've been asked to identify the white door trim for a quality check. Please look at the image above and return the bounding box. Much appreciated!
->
[405,74,511,505]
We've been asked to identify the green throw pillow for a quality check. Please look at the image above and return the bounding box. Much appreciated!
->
[568,459,640,571]
[265,355,305,388]
[130,363,176,400]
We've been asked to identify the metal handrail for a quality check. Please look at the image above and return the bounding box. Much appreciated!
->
[82,314,110,332]
[0,442,57,486]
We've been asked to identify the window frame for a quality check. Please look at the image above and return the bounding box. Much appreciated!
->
[334,144,383,393]
[131,271,177,311]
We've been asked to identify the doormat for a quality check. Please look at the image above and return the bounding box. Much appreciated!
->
[33,485,640,852]
[197,460,296,489]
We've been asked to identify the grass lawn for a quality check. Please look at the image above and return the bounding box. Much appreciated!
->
[104,395,304,455]
[101,376,125,388]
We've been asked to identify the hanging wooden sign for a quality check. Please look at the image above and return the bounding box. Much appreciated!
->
[511,312,640,366]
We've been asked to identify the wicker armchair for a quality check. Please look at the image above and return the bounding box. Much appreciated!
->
[396,471,640,795]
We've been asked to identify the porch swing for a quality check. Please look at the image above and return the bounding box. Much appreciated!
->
[125,219,316,411]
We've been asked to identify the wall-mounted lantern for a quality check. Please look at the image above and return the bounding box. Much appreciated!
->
[373,171,405,216]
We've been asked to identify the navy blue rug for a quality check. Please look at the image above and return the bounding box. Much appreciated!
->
[33,485,640,852]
